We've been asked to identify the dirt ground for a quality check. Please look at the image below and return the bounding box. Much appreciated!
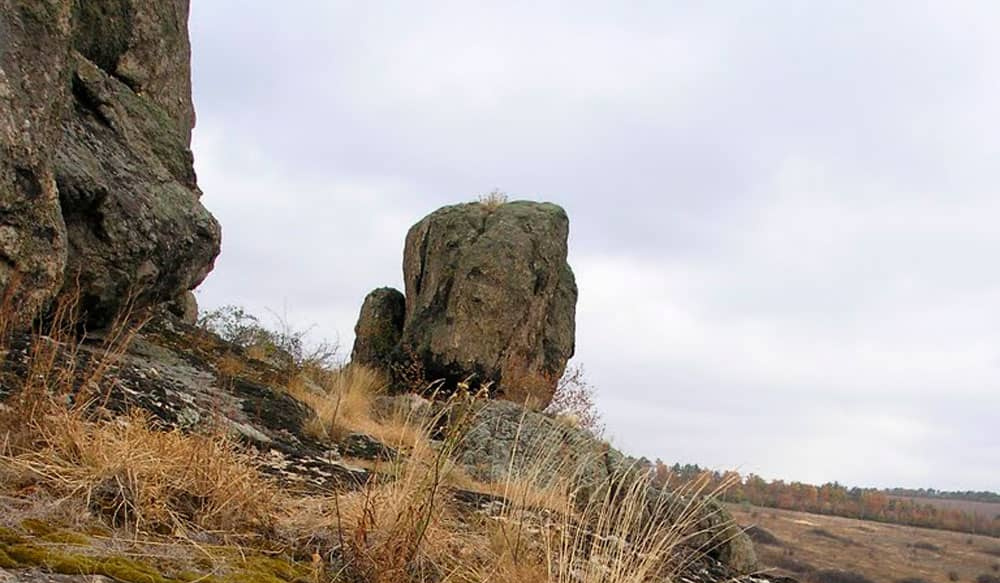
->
[728,504,1000,583]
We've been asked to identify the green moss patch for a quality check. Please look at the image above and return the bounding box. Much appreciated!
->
[40,530,92,546]
[0,547,18,569]
[20,518,56,536]
[0,534,318,583]
[0,526,25,545]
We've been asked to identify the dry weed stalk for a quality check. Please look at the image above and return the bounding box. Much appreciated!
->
[322,390,485,582]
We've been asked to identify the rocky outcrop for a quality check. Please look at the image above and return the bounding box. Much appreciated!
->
[399,201,577,408]
[350,287,405,368]
[0,314,369,491]
[0,310,758,578]
[0,0,220,327]
[165,290,198,325]
[0,1,74,319]
[453,399,758,574]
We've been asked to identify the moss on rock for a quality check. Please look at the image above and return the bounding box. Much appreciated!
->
[0,530,318,583]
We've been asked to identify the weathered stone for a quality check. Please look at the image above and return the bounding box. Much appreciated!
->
[0,0,74,322]
[342,432,397,461]
[55,49,219,326]
[452,399,758,574]
[456,399,623,491]
[0,0,220,328]
[165,290,198,324]
[350,287,405,369]
[401,201,577,409]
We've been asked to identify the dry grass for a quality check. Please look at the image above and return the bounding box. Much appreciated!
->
[478,189,509,211]
[0,287,748,583]
[1,409,278,537]
[729,503,1000,583]
[0,291,277,541]
[278,395,477,582]
[286,363,427,449]
[460,466,738,583]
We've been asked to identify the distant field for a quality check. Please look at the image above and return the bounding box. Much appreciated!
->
[888,496,1000,521]
[728,504,1000,583]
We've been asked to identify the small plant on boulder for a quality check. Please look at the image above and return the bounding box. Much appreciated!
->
[478,188,509,210]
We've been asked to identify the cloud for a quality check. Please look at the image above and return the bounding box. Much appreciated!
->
[189,1,1000,491]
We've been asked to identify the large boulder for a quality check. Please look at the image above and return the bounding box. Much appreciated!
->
[400,201,577,408]
[351,287,405,368]
[0,0,220,327]
[0,1,75,320]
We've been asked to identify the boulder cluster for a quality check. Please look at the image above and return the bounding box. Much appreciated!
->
[1,4,764,577]
[0,0,220,327]
[352,201,578,410]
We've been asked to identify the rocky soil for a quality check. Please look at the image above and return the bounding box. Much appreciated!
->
[0,311,774,582]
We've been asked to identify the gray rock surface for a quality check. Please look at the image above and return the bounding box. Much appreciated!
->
[0,0,220,327]
[0,314,369,491]
[453,399,758,574]
[351,287,405,368]
[401,201,577,408]
[165,290,198,324]
[457,399,626,490]
[0,0,74,322]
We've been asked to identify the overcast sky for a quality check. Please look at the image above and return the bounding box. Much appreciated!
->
[187,2,999,492]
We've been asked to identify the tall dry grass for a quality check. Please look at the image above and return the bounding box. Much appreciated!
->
[279,393,482,582]
[454,421,742,583]
[1,409,278,536]
[0,285,744,583]
[0,286,277,540]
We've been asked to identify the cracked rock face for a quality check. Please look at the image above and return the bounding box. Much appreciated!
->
[401,201,577,409]
[0,0,220,327]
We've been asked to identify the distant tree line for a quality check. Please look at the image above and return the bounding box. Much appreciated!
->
[882,487,1000,504]
[651,461,1000,538]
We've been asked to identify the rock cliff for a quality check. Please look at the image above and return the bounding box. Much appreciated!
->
[0,0,220,327]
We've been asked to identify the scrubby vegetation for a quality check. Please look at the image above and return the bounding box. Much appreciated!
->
[0,297,737,582]
[543,364,604,437]
[198,304,340,372]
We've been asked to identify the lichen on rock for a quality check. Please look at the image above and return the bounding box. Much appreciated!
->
[0,0,220,328]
